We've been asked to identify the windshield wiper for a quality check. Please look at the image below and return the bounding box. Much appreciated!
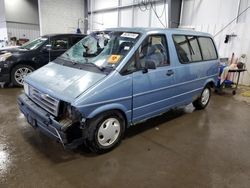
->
[84,62,104,72]
[59,55,79,66]
[61,53,78,64]
[60,55,105,72]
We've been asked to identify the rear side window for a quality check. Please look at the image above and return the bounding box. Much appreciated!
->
[187,36,202,61]
[198,37,217,60]
[173,35,217,63]
[173,35,191,63]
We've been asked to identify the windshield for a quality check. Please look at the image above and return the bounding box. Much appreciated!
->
[61,31,140,69]
[21,37,47,50]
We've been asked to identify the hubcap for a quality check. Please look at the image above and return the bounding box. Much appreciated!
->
[201,88,210,106]
[97,118,121,147]
[14,67,33,85]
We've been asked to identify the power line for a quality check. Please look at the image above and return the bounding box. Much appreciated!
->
[150,1,166,18]
[214,5,250,37]
[138,0,167,28]
[150,1,167,27]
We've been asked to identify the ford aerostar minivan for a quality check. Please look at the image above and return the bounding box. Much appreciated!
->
[18,28,219,153]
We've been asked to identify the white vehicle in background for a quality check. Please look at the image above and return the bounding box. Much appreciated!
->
[0,46,20,53]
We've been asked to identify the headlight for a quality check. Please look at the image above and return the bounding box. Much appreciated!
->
[64,103,83,121]
[0,53,12,62]
[23,82,29,96]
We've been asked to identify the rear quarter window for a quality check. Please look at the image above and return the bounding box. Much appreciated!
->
[173,34,218,63]
[198,37,218,60]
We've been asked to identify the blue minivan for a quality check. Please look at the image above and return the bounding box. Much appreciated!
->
[18,28,219,153]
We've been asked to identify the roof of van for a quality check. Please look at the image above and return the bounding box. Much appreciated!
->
[42,33,86,38]
[104,27,213,37]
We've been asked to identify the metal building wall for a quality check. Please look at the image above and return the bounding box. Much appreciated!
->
[38,0,85,35]
[6,22,40,41]
[0,0,7,43]
[5,0,40,41]
[87,0,181,31]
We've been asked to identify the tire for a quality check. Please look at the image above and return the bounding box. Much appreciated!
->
[193,86,211,110]
[1,82,11,88]
[11,64,34,87]
[84,111,125,153]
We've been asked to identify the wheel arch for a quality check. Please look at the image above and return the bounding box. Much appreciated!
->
[204,78,216,89]
[86,104,129,127]
[10,60,36,74]
[10,61,36,86]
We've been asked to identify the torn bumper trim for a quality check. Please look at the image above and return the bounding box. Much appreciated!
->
[17,94,68,146]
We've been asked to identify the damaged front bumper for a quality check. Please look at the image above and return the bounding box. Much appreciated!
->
[17,94,83,149]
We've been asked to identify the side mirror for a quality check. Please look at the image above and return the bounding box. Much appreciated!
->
[143,60,156,73]
[42,44,52,52]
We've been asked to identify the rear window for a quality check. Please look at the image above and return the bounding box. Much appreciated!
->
[173,35,217,63]
[198,37,217,60]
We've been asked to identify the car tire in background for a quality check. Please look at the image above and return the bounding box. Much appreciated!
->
[11,64,34,87]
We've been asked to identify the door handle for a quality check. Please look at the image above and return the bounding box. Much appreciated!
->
[166,70,174,76]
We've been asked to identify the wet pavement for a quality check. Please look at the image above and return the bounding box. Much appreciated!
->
[0,88,250,188]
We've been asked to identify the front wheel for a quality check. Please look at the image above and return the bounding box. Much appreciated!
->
[84,111,125,153]
[11,64,34,86]
[193,86,211,110]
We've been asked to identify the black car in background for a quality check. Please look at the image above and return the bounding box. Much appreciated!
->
[0,33,86,86]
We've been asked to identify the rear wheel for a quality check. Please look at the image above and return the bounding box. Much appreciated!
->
[193,86,211,110]
[84,111,125,153]
[11,64,34,86]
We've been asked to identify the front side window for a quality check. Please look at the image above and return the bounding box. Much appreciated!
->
[61,31,140,69]
[138,35,169,68]
[50,38,69,50]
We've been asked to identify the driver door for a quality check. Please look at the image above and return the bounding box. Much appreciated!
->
[48,37,69,61]
[38,36,69,67]
[132,34,177,123]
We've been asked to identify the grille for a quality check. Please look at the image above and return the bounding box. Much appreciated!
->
[29,85,60,116]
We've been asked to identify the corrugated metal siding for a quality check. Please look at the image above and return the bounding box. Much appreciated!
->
[88,0,169,30]
[6,22,40,41]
